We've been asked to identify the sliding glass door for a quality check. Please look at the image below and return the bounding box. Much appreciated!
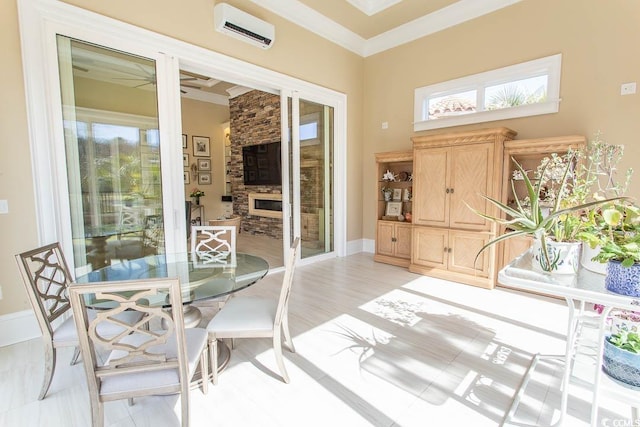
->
[286,95,334,259]
[57,36,166,273]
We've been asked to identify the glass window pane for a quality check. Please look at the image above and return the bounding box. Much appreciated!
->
[427,90,477,119]
[57,36,164,273]
[484,75,548,110]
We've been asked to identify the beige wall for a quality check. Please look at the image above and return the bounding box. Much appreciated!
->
[0,0,37,315]
[362,0,640,240]
[3,0,639,318]
[181,98,230,221]
[0,0,363,316]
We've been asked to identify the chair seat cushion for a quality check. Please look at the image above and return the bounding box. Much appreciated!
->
[206,296,277,335]
[100,328,208,397]
[53,309,144,346]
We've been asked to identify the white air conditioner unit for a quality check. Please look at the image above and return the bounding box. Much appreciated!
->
[214,3,275,49]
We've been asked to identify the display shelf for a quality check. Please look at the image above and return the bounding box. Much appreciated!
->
[374,150,413,267]
[375,151,413,221]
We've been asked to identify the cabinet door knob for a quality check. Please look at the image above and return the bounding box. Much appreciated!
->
[450,188,454,194]
[444,247,448,252]
[448,247,452,253]
[445,188,450,194]
[391,237,397,242]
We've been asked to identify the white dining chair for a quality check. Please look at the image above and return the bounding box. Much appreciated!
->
[190,225,237,267]
[15,242,144,400]
[68,277,209,427]
[206,237,300,384]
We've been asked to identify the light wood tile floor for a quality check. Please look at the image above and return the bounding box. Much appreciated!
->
[0,253,632,426]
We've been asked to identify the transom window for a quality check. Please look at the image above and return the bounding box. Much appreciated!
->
[414,54,562,131]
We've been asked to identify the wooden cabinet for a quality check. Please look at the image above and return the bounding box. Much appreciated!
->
[375,221,412,266]
[413,143,495,230]
[410,127,517,289]
[412,227,493,286]
[498,135,586,268]
[374,150,413,267]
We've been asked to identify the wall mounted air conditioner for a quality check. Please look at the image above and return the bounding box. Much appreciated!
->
[214,3,275,49]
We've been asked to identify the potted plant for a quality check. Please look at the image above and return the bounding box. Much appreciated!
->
[586,203,640,296]
[603,330,640,389]
[571,133,634,273]
[471,150,625,274]
[189,188,205,205]
[381,186,393,202]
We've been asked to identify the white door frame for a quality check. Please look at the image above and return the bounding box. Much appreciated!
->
[17,0,347,267]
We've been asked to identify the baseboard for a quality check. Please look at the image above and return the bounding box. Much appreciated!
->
[346,238,375,255]
[0,309,41,347]
[362,238,375,254]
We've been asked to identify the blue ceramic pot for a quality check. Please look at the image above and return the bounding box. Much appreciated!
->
[603,337,640,389]
[605,260,640,297]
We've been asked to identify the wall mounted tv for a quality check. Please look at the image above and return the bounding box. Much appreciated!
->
[242,141,282,186]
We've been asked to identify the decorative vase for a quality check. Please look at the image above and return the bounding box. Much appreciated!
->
[605,260,640,297]
[603,336,640,390]
[611,311,640,335]
[580,244,607,275]
[531,238,582,275]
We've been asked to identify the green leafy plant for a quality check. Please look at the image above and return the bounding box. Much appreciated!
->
[189,188,205,198]
[609,330,640,354]
[471,153,624,268]
[588,203,640,267]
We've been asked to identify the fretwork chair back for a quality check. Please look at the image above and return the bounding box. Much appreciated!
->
[68,277,209,427]
[190,225,237,267]
[206,237,300,384]
[109,206,144,261]
[15,242,144,400]
[142,214,165,256]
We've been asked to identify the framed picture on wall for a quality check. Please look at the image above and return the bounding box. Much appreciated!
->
[183,153,189,167]
[198,173,211,185]
[192,136,210,157]
[197,158,211,171]
[182,134,187,149]
[183,171,190,185]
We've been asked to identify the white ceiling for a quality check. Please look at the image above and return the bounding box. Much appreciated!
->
[249,0,524,57]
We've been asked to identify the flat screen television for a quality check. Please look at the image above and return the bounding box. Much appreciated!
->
[242,141,282,186]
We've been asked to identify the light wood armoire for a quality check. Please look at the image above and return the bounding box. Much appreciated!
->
[409,127,517,289]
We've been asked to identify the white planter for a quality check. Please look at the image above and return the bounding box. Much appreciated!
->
[580,244,607,275]
[532,239,582,275]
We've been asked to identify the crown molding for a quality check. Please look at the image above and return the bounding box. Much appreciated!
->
[249,0,366,56]
[346,0,402,16]
[251,0,523,58]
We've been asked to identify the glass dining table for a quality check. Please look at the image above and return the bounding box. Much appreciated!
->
[75,251,270,328]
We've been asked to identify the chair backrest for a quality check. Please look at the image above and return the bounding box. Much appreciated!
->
[119,206,142,228]
[142,214,164,254]
[68,278,190,400]
[274,237,300,329]
[190,225,237,266]
[15,242,74,339]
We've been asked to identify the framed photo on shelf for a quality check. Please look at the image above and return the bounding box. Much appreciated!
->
[197,158,211,171]
[392,188,402,201]
[385,201,402,217]
[198,172,212,185]
[182,134,187,149]
[183,171,190,185]
[192,136,210,157]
